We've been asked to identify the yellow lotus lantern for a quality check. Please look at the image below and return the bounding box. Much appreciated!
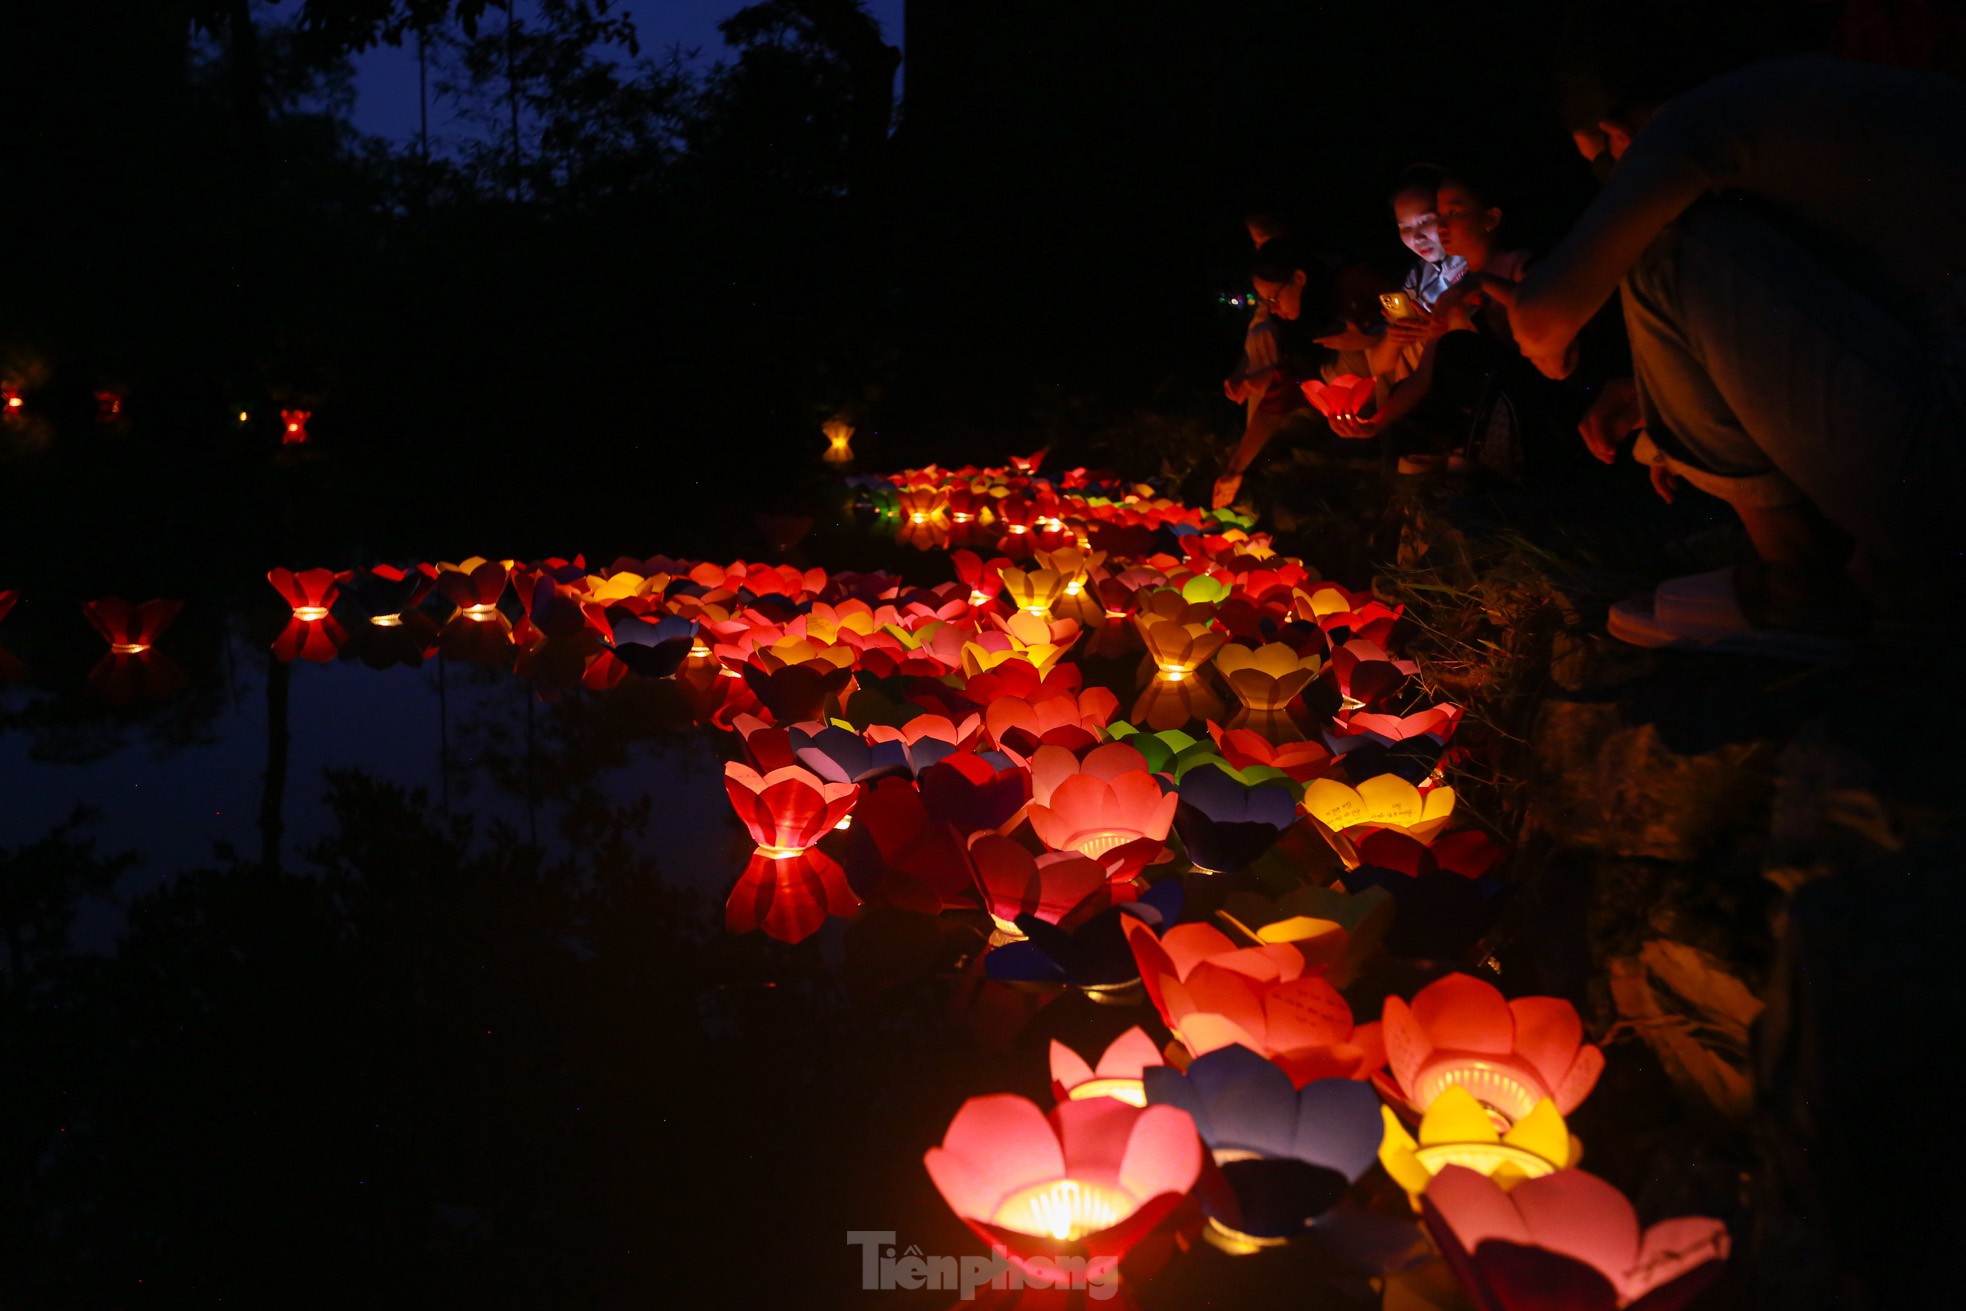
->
[1133,608,1225,682]
[960,612,1075,680]
[1303,775,1456,845]
[1377,1087,1578,1207]
[577,570,669,604]
[997,565,1070,618]
[1213,642,1323,710]
[1034,546,1106,598]
[821,417,855,464]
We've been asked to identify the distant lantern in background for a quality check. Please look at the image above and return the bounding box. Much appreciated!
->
[1048,1027,1165,1107]
[822,417,855,464]
[94,388,125,421]
[1,383,22,418]
[280,409,312,445]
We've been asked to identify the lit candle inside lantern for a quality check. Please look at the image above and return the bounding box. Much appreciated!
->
[995,1179,1131,1242]
[370,614,403,628]
[291,606,331,622]
[109,642,150,655]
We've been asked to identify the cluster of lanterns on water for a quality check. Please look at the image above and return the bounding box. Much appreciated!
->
[0,444,1733,1303]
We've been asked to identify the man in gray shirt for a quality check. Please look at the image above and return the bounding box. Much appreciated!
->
[1479,8,1966,654]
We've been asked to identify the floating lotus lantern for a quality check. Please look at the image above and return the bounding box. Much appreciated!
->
[918,749,1032,834]
[345,563,438,627]
[436,557,512,619]
[1207,721,1334,785]
[84,597,182,655]
[603,610,698,678]
[896,485,949,526]
[998,565,1070,618]
[861,712,982,774]
[969,831,1117,938]
[1049,1027,1165,1106]
[83,598,187,705]
[1144,1045,1384,1252]
[1035,545,1106,599]
[1132,589,1224,680]
[1027,742,1177,872]
[1303,775,1457,847]
[280,408,312,444]
[821,417,855,464]
[1379,1087,1578,1205]
[95,388,125,420]
[792,724,911,786]
[843,776,979,913]
[1421,1166,1730,1311]
[1172,764,1299,875]
[1123,919,1384,1084]
[723,761,860,942]
[985,686,1121,757]
[1214,642,1323,711]
[740,635,856,723]
[266,567,342,624]
[986,883,1183,1001]
[1301,374,1375,420]
[1380,974,1604,1128]
[1329,638,1419,710]
[1216,882,1393,986]
[923,1093,1202,1283]
[1129,668,1226,733]
[0,384,20,414]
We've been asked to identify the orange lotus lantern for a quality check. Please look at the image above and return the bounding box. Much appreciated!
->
[723,761,860,942]
[1027,741,1177,867]
[1123,918,1385,1085]
[1303,775,1457,847]
[985,685,1121,756]
[1035,545,1106,598]
[896,485,949,526]
[280,408,312,444]
[924,1093,1202,1282]
[1380,973,1605,1129]
[821,417,855,464]
[998,565,1070,618]
[1379,1088,1578,1205]
[1421,1166,1730,1311]
[1213,641,1322,710]
[1049,1026,1165,1107]
[1300,374,1375,420]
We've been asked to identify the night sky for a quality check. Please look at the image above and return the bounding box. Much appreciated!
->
[348,0,906,141]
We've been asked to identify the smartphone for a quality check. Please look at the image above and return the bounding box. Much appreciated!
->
[1379,291,1427,323]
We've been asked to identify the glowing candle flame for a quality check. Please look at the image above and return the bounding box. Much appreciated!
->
[995,1179,1131,1242]
[292,606,330,621]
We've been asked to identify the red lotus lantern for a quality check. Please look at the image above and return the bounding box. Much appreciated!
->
[1380,973,1604,1128]
[968,831,1117,937]
[84,597,182,654]
[924,1093,1201,1284]
[1300,374,1375,420]
[280,408,312,444]
[436,557,512,618]
[83,598,187,705]
[268,567,342,621]
[723,762,860,942]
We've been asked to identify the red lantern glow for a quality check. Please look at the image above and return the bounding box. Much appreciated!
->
[280,408,312,444]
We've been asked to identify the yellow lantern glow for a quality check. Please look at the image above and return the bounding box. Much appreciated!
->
[1302,775,1457,845]
[821,418,855,464]
[995,1179,1133,1242]
[1377,1087,1577,1206]
[997,566,1070,618]
[1213,642,1323,710]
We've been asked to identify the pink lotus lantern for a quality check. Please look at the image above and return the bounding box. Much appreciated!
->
[1027,742,1176,872]
[1380,973,1605,1128]
[1301,374,1374,420]
[1213,642,1323,711]
[1049,1026,1166,1106]
[1329,637,1419,709]
[1123,918,1384,1085]
[1422,1166,1730,1311]
[923,1093,1202,1282]
[723,761,860,942]
[280,408,312,445]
